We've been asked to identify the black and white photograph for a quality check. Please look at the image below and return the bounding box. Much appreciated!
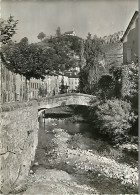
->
[0,0,139,194]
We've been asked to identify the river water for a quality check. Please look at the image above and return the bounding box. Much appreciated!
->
[34,116,138,194]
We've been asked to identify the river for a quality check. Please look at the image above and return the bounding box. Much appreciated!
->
[24,115,137,195]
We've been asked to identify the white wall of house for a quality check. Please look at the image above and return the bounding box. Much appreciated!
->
[68,77,79,92]
[30,78,42,99]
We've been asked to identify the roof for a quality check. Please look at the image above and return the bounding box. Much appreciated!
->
[121,11,139,42]
[64,72,79,78]
[64,31,75,35]
[68,75,79,78]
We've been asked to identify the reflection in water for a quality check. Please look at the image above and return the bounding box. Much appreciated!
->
[44,117,95,136]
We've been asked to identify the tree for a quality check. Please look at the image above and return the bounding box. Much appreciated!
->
[92,99,136,143]
[0,16,18,44]
[109,65,122,98]
[87,32,92,40]
[37,32,46,41]
[44,35,82,72]
[4,35,82,81]
[56,27,61,37]
[79,33,105,94]
[98,75,115,100]
[0,16,18,70]
[19,37,28,46]
[38,86,47,97]
[0,16,18,103]
[78,66,91,94]
[79,39,86,69]
[122,62,138,115]
[4,37,50,80]
[59,78,66,94]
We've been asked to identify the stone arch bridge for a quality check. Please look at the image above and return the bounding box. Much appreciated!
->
[38,93,96,116]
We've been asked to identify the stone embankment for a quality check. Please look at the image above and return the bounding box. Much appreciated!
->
[0,101,39,194]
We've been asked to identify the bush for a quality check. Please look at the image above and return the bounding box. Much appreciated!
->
[90,99,137,143]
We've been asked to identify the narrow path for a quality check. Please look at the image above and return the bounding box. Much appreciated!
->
[24,167,98,194]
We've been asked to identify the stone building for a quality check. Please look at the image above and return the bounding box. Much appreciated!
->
[121,11,139,64]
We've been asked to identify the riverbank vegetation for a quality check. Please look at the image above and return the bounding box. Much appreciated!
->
[83,61,138,147]
[76,32,138,146]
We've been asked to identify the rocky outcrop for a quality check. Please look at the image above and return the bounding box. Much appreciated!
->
[102,31,124,44]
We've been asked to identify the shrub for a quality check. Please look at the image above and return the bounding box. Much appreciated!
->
[91,99,137,143]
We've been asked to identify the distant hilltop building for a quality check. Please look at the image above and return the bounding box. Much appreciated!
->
[64,30,76,36]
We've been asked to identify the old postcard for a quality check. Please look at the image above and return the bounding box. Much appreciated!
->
[0,0,139,194]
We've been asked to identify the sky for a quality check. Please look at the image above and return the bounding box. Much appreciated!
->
[1,0,138,43]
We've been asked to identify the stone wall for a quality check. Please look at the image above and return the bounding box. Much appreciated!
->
[0,101,39,194]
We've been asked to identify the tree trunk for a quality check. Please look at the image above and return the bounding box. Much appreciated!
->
[25,77,28,101]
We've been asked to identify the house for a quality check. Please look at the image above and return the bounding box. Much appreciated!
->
[43,74,56,96]
[121,11,139,64]
[15,74,27,101]
[43,72,69,96]
[29,78,43,99]
[64,30,76,36]
[64,70,79,92]
[68,73,79,92]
